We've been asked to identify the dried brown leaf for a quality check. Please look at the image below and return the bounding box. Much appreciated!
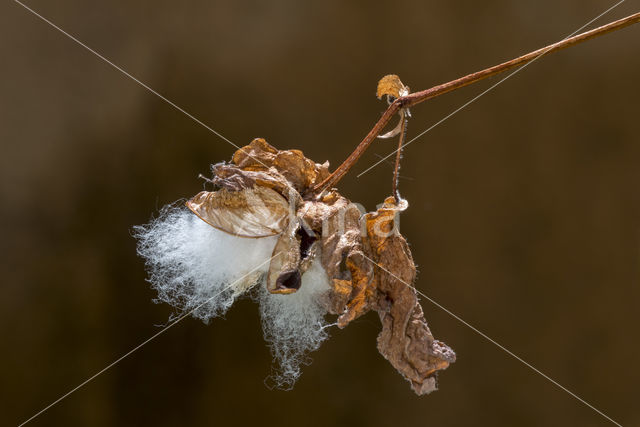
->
[376,74,408,99]
[364,197,455,394]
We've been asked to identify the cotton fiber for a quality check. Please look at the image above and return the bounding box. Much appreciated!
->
[135,206,332,388]
[134,205,278,322]
[257,258,331,389]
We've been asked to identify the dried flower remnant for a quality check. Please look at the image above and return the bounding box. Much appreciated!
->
[136,127,454,393]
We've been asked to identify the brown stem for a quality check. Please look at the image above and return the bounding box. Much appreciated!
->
[403,12,640,108]
[310,12,640,195]
[309,101,401,196]
[392,114,408,202]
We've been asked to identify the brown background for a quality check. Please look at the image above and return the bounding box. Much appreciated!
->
[1,1,639,426]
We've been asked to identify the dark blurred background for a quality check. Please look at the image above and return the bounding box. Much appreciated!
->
[2,1,639,426]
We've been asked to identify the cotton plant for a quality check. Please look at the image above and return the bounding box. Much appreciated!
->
[132,13,640,388]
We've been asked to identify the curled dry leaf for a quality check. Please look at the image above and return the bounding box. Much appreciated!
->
[181,138,455,394]
[365,197,456,394]
[376,74,409,100]
[376,75,411,139]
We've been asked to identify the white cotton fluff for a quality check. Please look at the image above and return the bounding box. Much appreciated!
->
[258,258,332,389]
[134,205,278,322]
[134,205,333,389]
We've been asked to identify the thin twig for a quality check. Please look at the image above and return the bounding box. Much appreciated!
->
[392,115,408,202]
[310,11,640,195]
[373,154,415,181]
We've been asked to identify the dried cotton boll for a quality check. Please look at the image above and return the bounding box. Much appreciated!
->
[135,136,455,394]
[258,257,332,389]
[134,205,278,322]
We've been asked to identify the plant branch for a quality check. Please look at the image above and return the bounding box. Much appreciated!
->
[310,11,640,195]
